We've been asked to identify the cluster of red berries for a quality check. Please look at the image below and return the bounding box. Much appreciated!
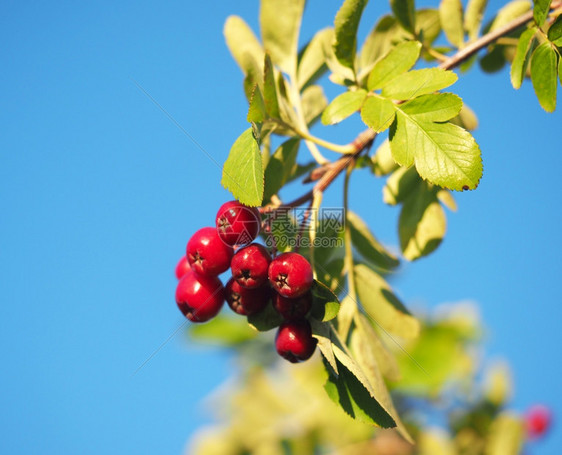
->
[174,201,318,363]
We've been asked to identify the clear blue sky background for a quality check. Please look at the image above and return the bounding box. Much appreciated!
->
[1,0,560,453]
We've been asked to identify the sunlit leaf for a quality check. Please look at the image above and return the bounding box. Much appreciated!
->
[260,0,305,75]
[333,0,370,72]
[371,139,399,176]
[222,129,264,206]
[367,41,421,90]
[464,0,489,40]
[311,280,341,322]
[247,85,266,123]
[382,68,458,100]
[302,84,328,126]
[390,0,416,34]
[510,28,537,89]
[322,89,367,125]
[531,41,558,112]
[450,103,479,130]
[360,96,397,132]
[189,314,257,345]
[358,15,403,77]
[263,54,281,119]
[247,300,283,331]
[486,413,526,455]
[439,0,465,47]
[311,319,338,374]
[354,264,420,338]
[224,16,264,76]
[263,138,300,203]
[548,14,562,45]
[533,0,551,27]
[298,28,332,89]
[401,93,463,122]
[383,166,421,205]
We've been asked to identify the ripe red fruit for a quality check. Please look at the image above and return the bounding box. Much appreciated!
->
[225,277,271,316]
[175,271,225,323]
[273,291,312,320]
[525,404,552,439]
[231,243,271,289]
[175,255,191,280]
[216,201,261,246]
[186,227,234,276]
[275,319,317,363]
[268,252,313,298]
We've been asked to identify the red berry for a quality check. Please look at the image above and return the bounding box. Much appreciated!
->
[231,243,271,289]
[525,405,552,439]
[175,271,225,323]
[268,252,313,298]
[273,291,312,320]
[186,227,233,276]
[275,319,317,363]
[225,277,271,316]
[216,201,261,246]
[175,255,191,280]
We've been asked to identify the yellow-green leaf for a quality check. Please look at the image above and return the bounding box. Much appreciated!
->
[322,89,367,125]
[531,41,558,112]
[297,28,332,89]
[464,0,489,40]
[333,0,370,72]
[510,28,537,89]
[391,0,416,35]
[382,68,458,100]
[439,0,465,47]
[367,40,421,91]
[360,96,396,132]
[224,16,264,77]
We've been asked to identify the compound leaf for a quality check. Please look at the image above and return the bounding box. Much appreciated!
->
[360,96,397,133]
[367,40,421,90]
[222,128,264,206]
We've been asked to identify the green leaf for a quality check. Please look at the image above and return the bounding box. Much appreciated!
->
[333,0,370,72]
[324,356,396,427]
[354,264,420,338]
[559,55,562,85]
[391,0,416,35]
[486,413,526,455]
[480,45,507,73]
[297,28,332,89]
[548,14,562,46]
[371,139,399,176]
[416,9,442,45]
[260,0,305,76]
[531,42,558,112]
[401,93,463,122]
[224,16,264,76]
[383,166,421,205]
[322,28,356,84]
[439,0,465,47]
[354,313,401,381]
[247,85,267,124]
[437,188,458,211]
[350,318,412,442]
[533,0,551,26]
[321,89,368,125]
[189,314,257,345]
[263,138,300,203]
[450,103,479,131]
[399,183,446,260]
[347,211,400,269]
[360,96,397,132]
[382,68,458,100]
[302,85,328,126]
[489,1,532,32]
[310,280,341,322]
[358,16,402,77]
[390,110,483,191]
[367,41,421,91]
[247,300,283,331]
[510,28,537,89]
[464,0,489,40]
[221,128,264,206]
[263,54,281,119]
[311,319,338,374]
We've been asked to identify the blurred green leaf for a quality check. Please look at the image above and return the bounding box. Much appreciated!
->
[416,9,442,45]
[510,28,537,89]
[399,182,446,260]
[189,314,257,346]
[263,138,300,203]
[302,84,328,126]
[224,15,264,76]
[485,413,525,455]
[297,28,332,89]
[382,68,458,100]
[263,54,281,119]
[358,15,403,78]
[367,41,421,90]
[247,301,283,331]
[311,280,341,322]
[391,0,416,35]
[450,102,479,131]
[247,85,266,123]
[401,93,463,122]
[333,0,370,73]
[531,41,558,112]
[260,0,305,76]
[480,45,507,73]
[440,0,465,47]
[354,264,420,338]
[311,319,338,374]
[347,211,400,269]
[437,188,458,211]
[489,0,531,32]
[383,166,421,205]
[533,0,551,26]
[464,0,489,40]
[548,14,562,45]
[371,139,399,176]
[321,89,367,125]
[222,128,264,206]
[360,95,396,132]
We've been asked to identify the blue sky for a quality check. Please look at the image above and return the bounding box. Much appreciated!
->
[0,0,560,453]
